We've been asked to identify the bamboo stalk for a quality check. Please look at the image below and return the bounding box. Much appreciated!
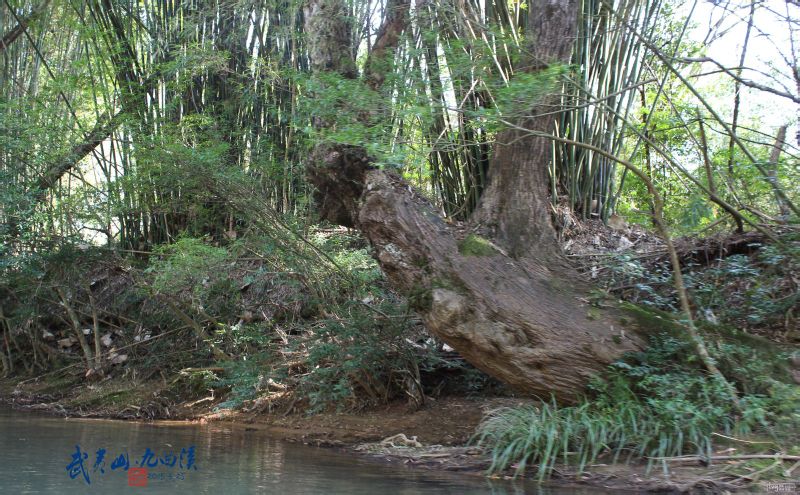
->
[609,1,800,218]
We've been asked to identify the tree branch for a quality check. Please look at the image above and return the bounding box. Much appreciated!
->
[33,111,123,201]
[0,0,50,53]
[679,56,800,104]
[364,0,410,89]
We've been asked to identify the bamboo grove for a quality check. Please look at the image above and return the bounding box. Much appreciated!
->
[1,0,797,253]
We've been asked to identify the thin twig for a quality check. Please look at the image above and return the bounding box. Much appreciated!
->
[654,454,800,462]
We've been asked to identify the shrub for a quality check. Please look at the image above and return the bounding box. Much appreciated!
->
[290,299,422,413]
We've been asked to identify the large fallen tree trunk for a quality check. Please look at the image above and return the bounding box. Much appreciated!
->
[305,0,648,402]
[312,145,646,400]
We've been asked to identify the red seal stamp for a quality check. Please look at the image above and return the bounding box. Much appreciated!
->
[128,467,148,487]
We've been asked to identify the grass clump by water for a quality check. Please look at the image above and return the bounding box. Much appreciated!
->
[474,334,799,480]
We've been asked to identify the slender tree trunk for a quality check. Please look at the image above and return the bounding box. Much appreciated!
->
[305,0,646,402]
[769,125,789,220]
[2,111,124,241]
[0,306,11,376]
[0,343,8,376]
[34,111,123,199]
[725,0,755,176]
[87,287,103,369]
[55,287,94,370]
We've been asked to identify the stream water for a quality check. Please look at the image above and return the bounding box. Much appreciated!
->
[1,407,609,494]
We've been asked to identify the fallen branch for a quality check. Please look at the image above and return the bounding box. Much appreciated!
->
[14,325,189,386]
[733,459,783,483]
[785,459,800,478]
[180,367,225,374]
[710,432,775,445]
[654,454,800,462]
[0,0,51,53]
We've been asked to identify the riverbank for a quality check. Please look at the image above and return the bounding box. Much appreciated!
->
[3,376,791,494]
[2,229,797,493]
[0,374,506,446]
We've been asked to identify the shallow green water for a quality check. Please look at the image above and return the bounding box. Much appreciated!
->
[1,407,605,494]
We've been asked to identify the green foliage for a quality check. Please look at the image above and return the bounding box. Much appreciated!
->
[147,237,226,290]
[687,248,800,330]
[157,45,231,95]
[475,333,799,480]
[146,231,432,414]
[598,240,799,334]
[491,66,568,122]
[144,236,242,321]
[291,299,418,412]
[601,253,676,310]
[263,242,423,412]
[213,357,270,410]
[295,71,395,161]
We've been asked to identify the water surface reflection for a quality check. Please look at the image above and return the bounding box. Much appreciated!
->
[1,408,606,494]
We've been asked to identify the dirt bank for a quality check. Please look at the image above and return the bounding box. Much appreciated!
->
[4,376,790,494]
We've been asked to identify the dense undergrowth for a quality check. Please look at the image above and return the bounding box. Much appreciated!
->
[1,217,797,483]
[603,239,799,340]
[476,333,799,480]
[476,230,800,480]
[0,229,493,416]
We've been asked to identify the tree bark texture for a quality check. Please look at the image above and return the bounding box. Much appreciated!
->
[472,0,578,259]
[305,0,647,402]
